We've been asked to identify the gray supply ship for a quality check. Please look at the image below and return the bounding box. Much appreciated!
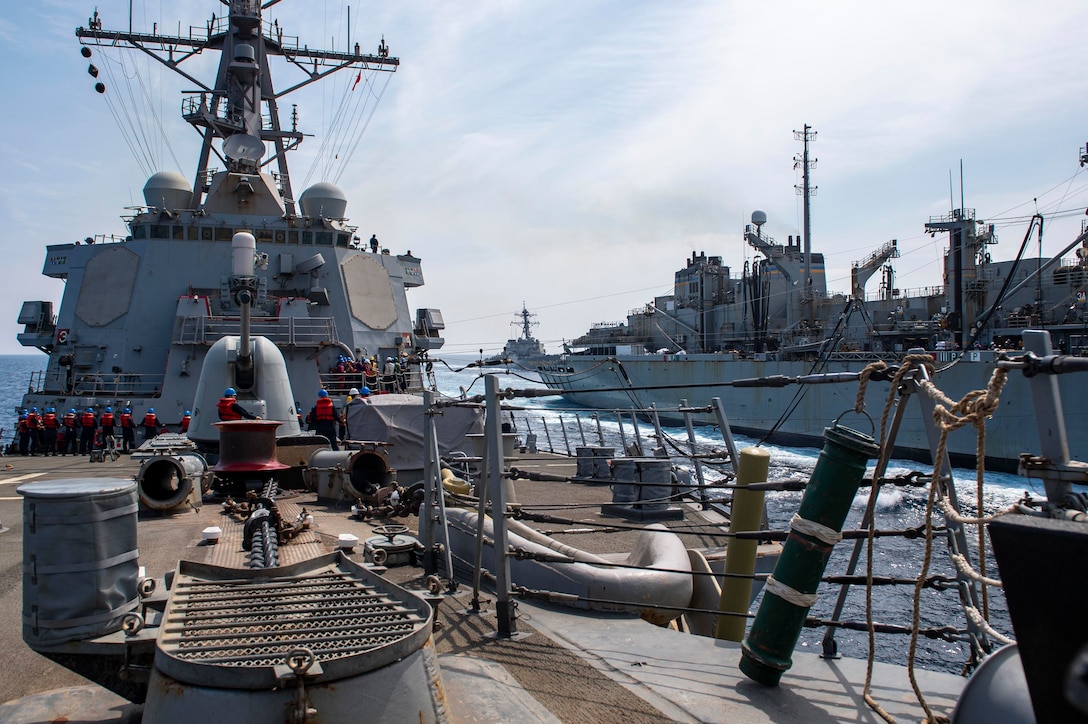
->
[14,2,446,428]
[539,128,1088,472]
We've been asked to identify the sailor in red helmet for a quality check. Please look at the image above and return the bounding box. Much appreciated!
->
[309,389,339,451]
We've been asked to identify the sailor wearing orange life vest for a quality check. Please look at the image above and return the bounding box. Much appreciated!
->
[217,388,257,421]
[99,406,117,451]
[62,408,78,455]
[41,407,59,456]
[79,407,98,455]
[119,408,135,452]
[309,389,339,451]
[140,408,159,441]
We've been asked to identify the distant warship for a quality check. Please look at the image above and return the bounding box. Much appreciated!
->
[15,3,445,426]
[489,303,554,364]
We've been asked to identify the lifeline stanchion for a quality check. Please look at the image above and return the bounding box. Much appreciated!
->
[716,447,770,642]
[740,422,880,686]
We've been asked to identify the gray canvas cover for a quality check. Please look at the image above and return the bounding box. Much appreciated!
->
[344,394,483,474]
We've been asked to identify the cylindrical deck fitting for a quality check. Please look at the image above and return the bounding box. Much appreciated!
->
[740,424,880,686]
[716,446,770,641]
[211,420,289,474]
[137,453,208,510]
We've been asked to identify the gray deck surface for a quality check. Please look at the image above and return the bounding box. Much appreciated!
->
[0,450,966,722]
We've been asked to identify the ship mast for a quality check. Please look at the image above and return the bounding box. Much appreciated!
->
[76,1,399,216]
[516,303,538,342]
[793,125,817,322]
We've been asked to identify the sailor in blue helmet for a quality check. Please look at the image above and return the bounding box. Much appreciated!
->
[119,407,135,452]
[141,407,159,441]
[41,406,59,456]
[79,406,98,455]
[309,388,339,451]
[62,408,78,455]
[25,407,42,455]
[217,387,257,421]
[100,406,117,452]
[17,411,30,456]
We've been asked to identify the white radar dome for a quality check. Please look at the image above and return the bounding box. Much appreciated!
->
[751,210,767,226]
[299,182,348,220]
[143,171,194,211]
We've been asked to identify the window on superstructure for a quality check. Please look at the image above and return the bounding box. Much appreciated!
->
[316,232,333,245]
[214,227,233,241]
[256,229,273,243]
[132,225,147,239]
[172,226,184,240]
[337,233,350,247]
[302,231,313,245]
[288,230,299,244]
[201,227,213,241]
[151,225,170,239]
[274,230,286,244]
[187,226,199,240]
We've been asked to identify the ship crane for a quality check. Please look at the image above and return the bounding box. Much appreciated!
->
[850,239,899,299]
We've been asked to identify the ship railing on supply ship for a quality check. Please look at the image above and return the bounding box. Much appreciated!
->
[865,285,944,302]
[29,369,166,397]
[172,315,338,346]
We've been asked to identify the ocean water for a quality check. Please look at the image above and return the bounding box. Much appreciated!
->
[430,354,1020,675]
[0,354,49,445]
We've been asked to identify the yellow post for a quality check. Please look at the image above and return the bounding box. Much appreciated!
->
[715,446,770,641]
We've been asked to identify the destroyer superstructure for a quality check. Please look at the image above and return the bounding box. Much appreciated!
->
[15,2,445,425]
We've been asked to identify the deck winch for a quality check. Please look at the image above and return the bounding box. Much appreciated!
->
[364,523,424,566]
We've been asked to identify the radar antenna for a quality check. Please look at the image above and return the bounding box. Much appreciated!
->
[76,5,399,215]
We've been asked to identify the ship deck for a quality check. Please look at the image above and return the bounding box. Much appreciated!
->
[0,450,967,723]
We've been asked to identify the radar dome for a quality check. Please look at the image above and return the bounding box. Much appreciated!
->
[143,171,193,211]
[299,182,348,220]
[751,210,767,226]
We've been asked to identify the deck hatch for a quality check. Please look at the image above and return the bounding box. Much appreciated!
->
[154,553,433,688]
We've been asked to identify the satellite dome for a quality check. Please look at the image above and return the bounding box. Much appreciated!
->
[751,210,767,226]
[143,171,194,211]
[299,182,348,219]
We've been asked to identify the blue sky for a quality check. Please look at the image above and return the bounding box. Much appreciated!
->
[3,0,1088,356]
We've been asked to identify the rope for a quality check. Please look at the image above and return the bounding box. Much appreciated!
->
[949,554,1004,588]
[900,365,1008,723]
[937,498,1018,526]
[764,576,818,608]
[854,361,888,414]
[789,513,842,545]
[963,605,1015,646]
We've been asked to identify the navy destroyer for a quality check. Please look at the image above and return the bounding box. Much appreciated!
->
[14,2,446,428]
[488,303,555,364]
[539,127,1088,471]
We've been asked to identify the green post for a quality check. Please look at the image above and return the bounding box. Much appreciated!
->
[716,447,770,641]
[740,424,879,686]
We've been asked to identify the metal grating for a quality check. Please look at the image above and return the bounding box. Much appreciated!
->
[155,554,433,688]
